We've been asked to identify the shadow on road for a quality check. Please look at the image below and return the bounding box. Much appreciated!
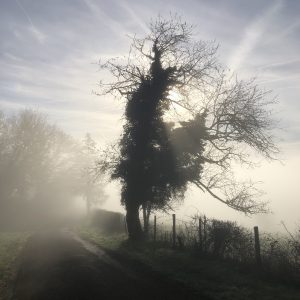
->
[12,229,205,300]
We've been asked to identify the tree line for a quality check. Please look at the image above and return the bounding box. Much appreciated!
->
[0,109,105,229]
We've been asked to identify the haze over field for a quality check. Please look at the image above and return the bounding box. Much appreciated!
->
[1,0,300,231]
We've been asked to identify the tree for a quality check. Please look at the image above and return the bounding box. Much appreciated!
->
[97,16,278,240]
[0,109,83,228]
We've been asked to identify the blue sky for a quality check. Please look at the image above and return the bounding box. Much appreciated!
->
[1,0,300,230]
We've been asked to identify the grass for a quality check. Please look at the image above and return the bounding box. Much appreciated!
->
[78,226,300,300]
[0,232,29,299]
[78,226,127,250]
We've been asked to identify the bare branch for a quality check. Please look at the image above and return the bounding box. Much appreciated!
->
[192,179,268,215]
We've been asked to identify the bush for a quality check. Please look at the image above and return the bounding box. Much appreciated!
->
[153,214,300,284]
[90,209,125,234]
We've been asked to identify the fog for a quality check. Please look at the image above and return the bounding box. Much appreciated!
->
[0,109,106,230]
[99,143,300,233]
[0,1,299,235]
[1,2,300,299]
[2,108,297,233]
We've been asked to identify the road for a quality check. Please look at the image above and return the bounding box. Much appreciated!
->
[12,230,204,300]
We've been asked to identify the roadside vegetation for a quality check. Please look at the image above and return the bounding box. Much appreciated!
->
[0,232,29,299]
[78,219,300,300]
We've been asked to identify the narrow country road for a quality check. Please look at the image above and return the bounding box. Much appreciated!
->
[12,230,204,300]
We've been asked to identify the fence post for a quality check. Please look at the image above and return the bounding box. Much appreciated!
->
[172,214,176,248]
[254,226,262,267]
[153,215,157,243]
[198,217,203,251]
[203,215,207,252]
[124,216,128,235]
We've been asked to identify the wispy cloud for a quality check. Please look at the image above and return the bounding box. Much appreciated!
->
[118,0,149,34]
[228,0,283,72]
[15,0,46,43]
[265,18,300,45]
[81,0,129,38]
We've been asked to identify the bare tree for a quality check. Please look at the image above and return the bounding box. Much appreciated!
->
[81,133,107,215]
[97,16,278,240]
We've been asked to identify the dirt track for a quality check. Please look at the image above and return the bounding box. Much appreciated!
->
[12,230,205,300]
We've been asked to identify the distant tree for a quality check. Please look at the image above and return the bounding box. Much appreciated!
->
[97,16,279,240]
[0,110,82,228]
[81,133,107,215]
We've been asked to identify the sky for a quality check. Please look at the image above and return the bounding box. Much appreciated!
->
[0,0,300,232]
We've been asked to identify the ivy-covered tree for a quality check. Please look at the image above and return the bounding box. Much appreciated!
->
[98,16,278,240]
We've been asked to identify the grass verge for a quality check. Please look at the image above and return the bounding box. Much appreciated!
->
[0,232,29,300]
[78,226,300,300]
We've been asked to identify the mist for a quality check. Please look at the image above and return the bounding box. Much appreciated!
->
[1,1,300,299]
[0,109,106,230]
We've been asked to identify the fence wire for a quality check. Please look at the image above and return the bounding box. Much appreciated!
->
[147,213,300,281]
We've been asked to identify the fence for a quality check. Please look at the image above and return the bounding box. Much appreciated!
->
[147,213,300,279]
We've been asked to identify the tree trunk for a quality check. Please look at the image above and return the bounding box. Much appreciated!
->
[142,202,152,238]
[142,203,149,235]
[146,204,152,229]
[86,200,91,217]
[86,193,91,217]
[126,204,143,241]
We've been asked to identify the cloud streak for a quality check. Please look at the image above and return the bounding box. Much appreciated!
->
[228,0,283,72]
[81,0,129,38]
[15,0,46,43]
[119,0,149,34]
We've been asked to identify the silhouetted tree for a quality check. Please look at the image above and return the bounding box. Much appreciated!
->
[97,16,278,240]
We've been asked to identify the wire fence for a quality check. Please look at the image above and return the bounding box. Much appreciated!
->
[147,213,300,282]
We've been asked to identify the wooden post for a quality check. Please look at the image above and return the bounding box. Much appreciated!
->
[254,226,262,267]
[124,216,128,235]
[172,214,176,248]
[198,217,203,251]
[153,215,157,243]
[203,215,207,252]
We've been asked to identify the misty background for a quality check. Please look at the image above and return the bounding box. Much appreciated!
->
[0,0,300,231]
[0,109,107,229]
